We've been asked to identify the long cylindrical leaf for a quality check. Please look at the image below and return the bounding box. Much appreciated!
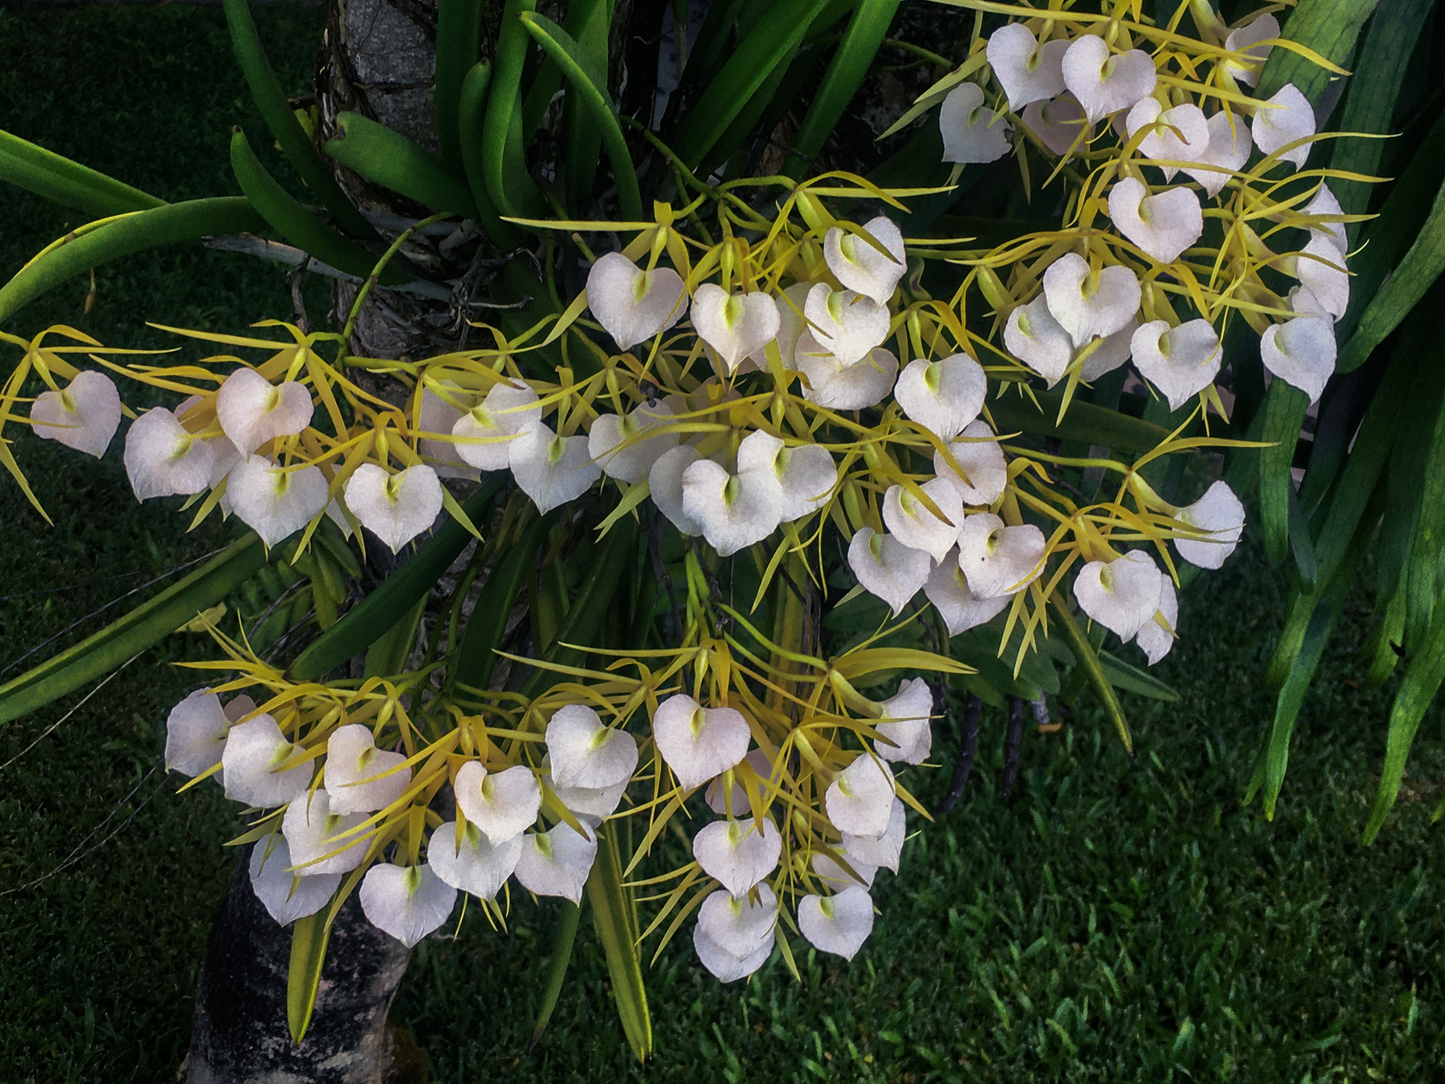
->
[530,900,582,1047]
[455,62,522,248]
[324,112,479,219]
[435,0,485,170]
[480,0,545,220]
[0,129,165,217]
[286,909,331,1045]
[562,0,609,213]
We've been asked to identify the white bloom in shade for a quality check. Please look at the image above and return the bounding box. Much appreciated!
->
[1080,318,1136,382]
[1130,319,1222,411]
[1133,575,1178,665]
[514,822,597,904]
[795,337,900,410]
[1295,234,1349,318]
[769,281,815,368]
[803,283,891,367]
[1004,295,1074,384]
[1042,254,1141,347]
[343,464,443,554]
[825,216,907,306]
[874,677,933,765]
[323,724,410,815]
[882,479,964,564]
[813,847,877,890]
[31,370,120,458]
[454,762,541,845]
[1303,183,1348,256]
[1061,36,1157,122]
[586,252,686,351]
[452,380,542,472]
[986,23,1068,110]
[225,694,258,722]
[215,368,313,456]
[1074,550,1164,639]
[736,430,837,523]
[693,816,782,897]
[939,82,1013,164]
[1253,83,1315,170]
[228,456,328,548]
[221,714,313,808]
[1224,12,1278,87]
[841,797,906,871]
[551,773,629,824]
[124,408,216,501]
[1261,311,1335,404]
[942,435,1012,508]
[798,886,874,961]
[508,421,601,514]
[694,885,778,981]
[692,285,781,375]
[283,788,370,875]
[1184,110,1253,197]
[847,527,931,616]
[1022,94,1092,156]
[924,555,1012,634]
[546,704,638,791]
[207,433,241,505]
[249,838,339,926]
[705,749,779,816]
[1109,178,1202,264]
[165,690,230,778]
[894,354,986,440]
[652,693,750,791]
[681,457,783,556]
[1174,480,1246,570]
[359,863,457,948]
[824,755,895,838]
[956,514,1045,598]
[418,385,480,479]
[588,401,675,483]
[428,820,522,901]
[1126,99,1209,178]
[648,445,704,535]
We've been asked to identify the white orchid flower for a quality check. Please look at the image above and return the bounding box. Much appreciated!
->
[323,724,411,815]
[824,216,907,306]
[249,838,340,926]
[798,886,875,961]
[1125,99,1209,178]
[824,754,895,838]
[847,527,931,616]
[1253,83,1315,170]
[221,713,313,808]
[924,554,1012,634]
[508,420,602,514]
[651,693,750,792]
[1224,12,1279,87]
[282,788,370,875]
[794,336,900,410]
[956,514,1045,598]
[452,379,542,472]
[1295,233,1349,318]
[1042,254,1142,347]
[1108,178,1203,264]
[882,479,964,564]
[343,463,443,554]
[586,251,686,351]
[986,23,1069,111]
[428,820,523,901]
[215,368,313,456]
[1074,549,1165,639]
[647,444,705,535]
[1004,295,1074,384]
[1133,575,1179,665]
[681,454,784,556]
[1183,110,1253,197]
[939,82,1013,164]
[693,815,782,897]
[30,370,120,458]
[418,384,480,479]
[164,690,230,778]
[873,677,934,765]
[735,430,838,524]
[549,771,630,825]
[454,762,541,846]
[1080,318,1137,382]
[1130,318,1222,410]
[1261,300,1335,404]
[894,353,986,439]
[802,283,891,367]
[769,281,816,369]
[359,863,457,947]
[227,455,328,549]
[841,797,907,871]
[1061,36,1157,122]
[545,704,638,791]
[1022,94,1092,156]
[1174,480,1246,569]
[691,285,781,375]
[514,822,597,905]
[693,885,778,982]
[124,407,216,501]
[1303,183,1348,256]
[587,400,675,484]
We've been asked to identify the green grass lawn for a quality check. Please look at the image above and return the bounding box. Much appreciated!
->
[1,6,1442,1083]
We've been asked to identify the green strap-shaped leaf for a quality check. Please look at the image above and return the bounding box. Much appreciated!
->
[1257,380,1311,566]
[221,0,378,240]
[480,0,546,220]
[584,824,652,1062]
[363,593,429,679]
[1256,0,1377,106]
[1402,356,1445,650]
[530,900,582,1047]
[286,909,331,1045]
[989,390,1170,455]
[0,533,265,725]
[0,129,165,218]
[1097,649,1180,703]
[518,13,644,222]
[435,0,485,170]
[454,513,555,691]
[288,479,505,680]
[0,196,266,328]
[324,112,479,219]
[1048,595,1131,753]
[229,127,408,286]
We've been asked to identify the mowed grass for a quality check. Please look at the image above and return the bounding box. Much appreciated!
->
[1,6,1443,1083]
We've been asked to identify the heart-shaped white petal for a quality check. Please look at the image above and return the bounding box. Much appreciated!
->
[1062,36,1157,122]
[249,838,339,926]
[1126,99,1209,177]
[692,285,781,374]
[587,252,687,351]
[514,822,597,904]
[1183,110,1253,197]
[1253,83,1315,170]
[802,283,890,367]
[798,886,874,961]
[228,456,328,548]
[1109,178,1202,264]
[956,514,1045,598]
[221,714,314,808]
[693,917,774,982]
[1074,550,1164,638]
[924,554,1012,634]
[1261,314,1335,404]
[1022,94,1093,155]
[31,370,120,458]
[795,337,899,410]
[681,457,784,556]
[872,677,934,765]
[546,704,639,790]
[652,693,751,791]
[1224,12,1279,87]
[323,724,411,814]
[825,755,895,838]
[1080,317,1137,382]
[551,774,630,824]
[939,82,1013,164]
[283,788,370,875]
[882,479,964,564]
[1130,318,1222,410]
[216,368,313,456]
[841,797,907,871]
[508,421,601,514]
[165,690,230,778]
[428,820,523,901]
[418,384,480,479]
[769,281,816,368]
[588,401,675,483]
[825,216,907,306]
[1133,575,1178,665]
[737,431,837,524]
[1042,254,1142,346]
[895,353,987,439]
[124,408,216,501]
[1303,183,1348,256]
[693,815,782,896]
[696,884,779,960]
[344,463,443,554]
[1295,233,1348,317]
[1175,480,1245,569]
[452,380,542,471]
[454,761,541,845]
[648,445,705,535]
[847,527,931,617]
[813,847,878,890]
[360,863,457,948]
[1004,295,1074,384]
[987,23,1069,110]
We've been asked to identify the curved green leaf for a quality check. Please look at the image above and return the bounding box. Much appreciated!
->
[480,0,545,220]
[324,112,479,219]
[286,908,330,1045]
[989,390,1170,455]
[1097,649,1180,703]
[454,513,553,693]
[1257,0,1376,106]
[1258,381,1311,567]
[435,0,485,170]
[584,824,651,1062]
[455,62,522,248]
[1049,595,1131,753]
[530,900,582,1047]
[0,128,165,217]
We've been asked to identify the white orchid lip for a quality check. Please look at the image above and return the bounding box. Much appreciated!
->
[696,884,779,966]
[1295,233,1349,318]
[216,368,313,456]
[124,407,216,501]
[1004,295,1073,384]
[428,820,523,901]
[1108,178,1202,265]
[924,553,1011,635]
[939,82,1013,165]
[882,479,964,564]
[1261,311,1336,405]
[824,216,907,306]
[451,380,542,472]
[873,676,934,765]
[343,463,443,554]
[1074,550,1165,639]
[545,703,639,791]
[824,754,895,838]
[586,252,687,351]
[894,353,986,439]
[359,863,457,948]
[802,283,891,367]
[31,370,121,458]
[1224,12,1279,87]
[323,724,411,815]
[934,422,1008,507]
[986,23,1069,111]
[1130,318,1222,411]
[227,455,329,549]
[165,689,230,778]
[1042,253,1141,347]
[1174,480,1246,570]
[1134,575,1179,665]
[221,713,314,808]
[692,815,782,897]
[652,693,751,792]
[508,421,601,514]
[1061,36,1157,122]
[1022,94,1092,156]
[1126,99,1209,177]
[588,401,675,484]
[956,514,1045,598]
[794,337,900,411]
[847,527,931,617]
[648,444,705,535]
[1183,110,1252,197]
[249,837,339,926]
[681,456,784,556]
[798,886,875,961]
[282,787,370,875]
[514,822,597,905]
[1252,83,1316,170]
[736,430,837,524]
[691,285,781,375]
[454,761,542,845]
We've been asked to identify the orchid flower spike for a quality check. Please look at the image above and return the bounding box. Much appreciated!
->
[227,456,329,549]
[124,408,216,501]
[956,514,1045,598]
[514,822,597,905]
[924,555,1011,634]
[359,863,457,948]
[1074,550,1165,639]
[693,885,778,982]
[545,704,639,791]
[691,285,781,375]
[874,677,934,765]
[939,82,1013,164]
[824,754,896,838]
[586,251,686,351]
[1252,84,1315,170]
[344,464,443,554]
[452,379,542,472]
[220,713,313,808]
[429,820,523,901]
[847,527,932,617]
[323,723,411,815]
[216,368,313,456]
[1108,178,1203,264]
[1061,35,1157,122]
[693,815,783,896]
[894,353,987,440]
[882,479,965,564]
[1042,254,1141,347]
[735,430,838,524]
[30,370,120,458]
[1130,318,1222,411]
[249,838,340,925]
[986,23,1068,111]
[798,886,875,961]
[824,216,907,306]
[282,788,370,875]
[1022,95,1092,156]
[1174,481,1246,569]
[454,762,542,845]
[508,420,602,514]
[652,693,750,792]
